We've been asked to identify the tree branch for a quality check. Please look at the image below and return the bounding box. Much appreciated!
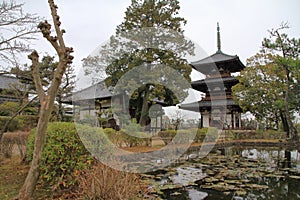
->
[28,50,45,101]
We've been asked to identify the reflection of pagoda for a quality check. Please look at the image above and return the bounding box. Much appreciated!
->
[180,23,245,129]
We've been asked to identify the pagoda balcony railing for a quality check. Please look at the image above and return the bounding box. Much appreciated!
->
[206,72,231,79]
[202,95,234,101]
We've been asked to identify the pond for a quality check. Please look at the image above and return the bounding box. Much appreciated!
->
[142,147,300,199]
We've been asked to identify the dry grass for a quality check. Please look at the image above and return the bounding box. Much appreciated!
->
[0,131,29,160]
[0,156,29,199]
[76,162,146,200]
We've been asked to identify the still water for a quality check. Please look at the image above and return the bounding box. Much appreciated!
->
[144,147,300,200]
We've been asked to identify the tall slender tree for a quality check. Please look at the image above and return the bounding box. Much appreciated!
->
[18,0,73,199]
[84,0,194,126]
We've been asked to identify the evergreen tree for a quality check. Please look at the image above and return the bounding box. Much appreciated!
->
[233,23,299,141]
[84,0,194,126]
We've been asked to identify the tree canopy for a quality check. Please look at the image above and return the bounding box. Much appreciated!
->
[83,0,194,125]
[233,23,299,141]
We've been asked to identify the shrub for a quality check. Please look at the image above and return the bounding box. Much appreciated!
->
[26,122,96,191]
[0,102,19,116]
[192,128,219,143]
[79,114,98,126]
[23,106,39,115]
[0,115,37,132]
[0,116,24,132]
[255,129,286,139]
[103,125,151,147]
[121,130,151,147]
[158,129,193,145]
[158,130,177,145]
[16,115,38,130]
[231,130,286,140]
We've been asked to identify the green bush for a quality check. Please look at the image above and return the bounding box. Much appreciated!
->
[121,130,151,147]
[0,102,19,116]
[0,115,37,132]
[26,122,96,191]
[102,121,151,147]
[16,115,38,130]
[158,130,177,145]
[231,130,286,140]
[158,129,193,145]
[0,116,24,132]
[255,129,286,139]
[23,106,39,115]
[103,128,124,147]
[103,128,151,147]
[194,127,218,143]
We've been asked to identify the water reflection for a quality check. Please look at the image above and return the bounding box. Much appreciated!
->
[146,147,300,200]
[240,148,300,170]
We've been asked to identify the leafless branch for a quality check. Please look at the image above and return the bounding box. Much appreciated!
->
[0,0,40,68]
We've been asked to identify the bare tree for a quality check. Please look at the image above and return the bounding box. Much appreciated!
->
[18,0,73,199]
[0,0,40,72]
[170,110,185,130]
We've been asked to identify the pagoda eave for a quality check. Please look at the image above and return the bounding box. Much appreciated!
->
[180,99,241,112]
[191,77,239,92]
[191,52,245,74]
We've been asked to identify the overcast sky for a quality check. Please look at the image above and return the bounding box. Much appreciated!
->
[20,0,300,71]
[17,0,299,119]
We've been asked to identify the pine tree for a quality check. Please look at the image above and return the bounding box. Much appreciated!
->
[84,0,194,126]
[233,23,299,142]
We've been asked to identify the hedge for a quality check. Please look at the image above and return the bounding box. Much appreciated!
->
[0,116,24,132]
[158,128,219,145]
[103,128,151,147]
[26,122,100,191]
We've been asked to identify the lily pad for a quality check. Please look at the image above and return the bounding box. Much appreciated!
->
[159,184,182,191]
[236,190,247,196]
[245,183,268,190]
[289,175,300,179]
[170,191,182,196]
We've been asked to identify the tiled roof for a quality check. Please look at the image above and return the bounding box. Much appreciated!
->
[191,76,238,92]
[191,51,245,74]
[72,81,113,102]
[0,75,22,90]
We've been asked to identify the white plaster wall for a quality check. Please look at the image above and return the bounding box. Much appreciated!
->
[202,114,210,127]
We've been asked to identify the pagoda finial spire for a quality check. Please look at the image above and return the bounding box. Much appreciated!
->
[217,22,221,53]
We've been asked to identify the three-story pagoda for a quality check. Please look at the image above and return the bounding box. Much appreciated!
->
[180,23,245,129]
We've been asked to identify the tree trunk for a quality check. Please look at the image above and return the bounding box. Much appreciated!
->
[139,87,150,126]
[284,103,298,142]
[280,111,289,137]
[18,96,53,199]
[18,0,73,198]
[57,95,64,121]
[283,70,298,142]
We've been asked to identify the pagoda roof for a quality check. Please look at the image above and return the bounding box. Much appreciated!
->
[191,76,238,92]
[179,99,238,112]
[191,51,245,74]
